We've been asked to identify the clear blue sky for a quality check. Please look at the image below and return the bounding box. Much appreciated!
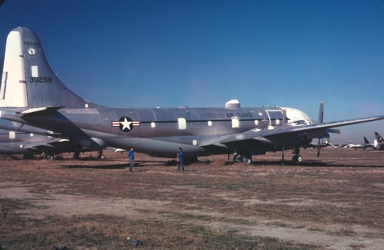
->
[1,0,384,143]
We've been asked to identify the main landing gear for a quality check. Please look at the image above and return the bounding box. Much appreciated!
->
[291,147,303,164]
[233,154,252,165]
[97,150,105,159]
[281,147,303,164]
[73,150,105,159]
[73,150,80,159]
[43,152,54,160]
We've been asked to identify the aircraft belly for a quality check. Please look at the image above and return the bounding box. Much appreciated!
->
[263,133,312,147]
[221,138,266,149]
[109,137,209,157]
[0,147,29,154]
[304,129,329,139]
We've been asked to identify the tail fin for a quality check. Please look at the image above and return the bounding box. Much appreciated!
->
[375,132,384,143]
[0,27,101,109]
[364,136,370,144]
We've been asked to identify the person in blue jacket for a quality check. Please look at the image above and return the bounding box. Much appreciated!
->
[128,147,135,172]
[177,147,184,171]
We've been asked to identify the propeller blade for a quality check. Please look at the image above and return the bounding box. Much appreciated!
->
[317,101,324,157]
[318,101,324,123]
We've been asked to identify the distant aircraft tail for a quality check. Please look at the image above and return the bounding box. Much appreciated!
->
[0,27,101,109]
[375,132,384,143]
[364,136,370,144]
[374,132,384,150]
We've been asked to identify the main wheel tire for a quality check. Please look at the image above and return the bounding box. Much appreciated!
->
[243,156,252,165]
[297,155,303,163]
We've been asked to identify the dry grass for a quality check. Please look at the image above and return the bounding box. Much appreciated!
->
[1,148,384,249]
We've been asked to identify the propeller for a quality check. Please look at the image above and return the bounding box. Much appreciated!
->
[317,102,324,157]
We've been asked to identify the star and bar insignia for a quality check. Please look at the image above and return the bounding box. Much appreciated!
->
[112,116,140,132]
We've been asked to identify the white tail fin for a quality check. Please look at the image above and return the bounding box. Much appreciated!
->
[0,28,28,107]
[0,27,101,109]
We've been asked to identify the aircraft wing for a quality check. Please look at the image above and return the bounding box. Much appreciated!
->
[200,115,384,147]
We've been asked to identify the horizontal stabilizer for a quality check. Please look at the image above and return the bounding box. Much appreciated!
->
[0,124,66,138]
[18,106,64,116]
[27,137,106,152]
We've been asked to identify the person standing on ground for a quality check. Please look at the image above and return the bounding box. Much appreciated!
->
[177,147,184,171]
[128,147,135,172]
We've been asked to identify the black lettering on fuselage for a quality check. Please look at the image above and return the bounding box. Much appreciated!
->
[227,113,252,118]
[199,113,225,119]
[24,41,40,46]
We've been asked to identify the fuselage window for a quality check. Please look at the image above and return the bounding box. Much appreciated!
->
[178,118,186,130]
[9,131,15,139]
[31,65,38,77]
[231,117,239,128]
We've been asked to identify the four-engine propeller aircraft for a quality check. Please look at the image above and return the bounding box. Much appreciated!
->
[1,27,384,164]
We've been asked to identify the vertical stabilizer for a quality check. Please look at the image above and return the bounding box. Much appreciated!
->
[0,27,101,109]
[0,29,28,107]
[364,137,370,144]
[375,132,384,143]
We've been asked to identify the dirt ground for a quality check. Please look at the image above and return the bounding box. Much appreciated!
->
[1,147,384,249]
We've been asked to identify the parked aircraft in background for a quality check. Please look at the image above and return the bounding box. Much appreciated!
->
[307,138,332,149]
[349,137,374,150]
[374,132,384,150]
[1,27,384,164]
[0,120,106,159]
[332,142,347,148]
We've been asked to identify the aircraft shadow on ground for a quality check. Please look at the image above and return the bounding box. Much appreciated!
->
[62,160,173,169]
[247,160,384,168]
[62,164,128,169]
[58,158,384,169]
